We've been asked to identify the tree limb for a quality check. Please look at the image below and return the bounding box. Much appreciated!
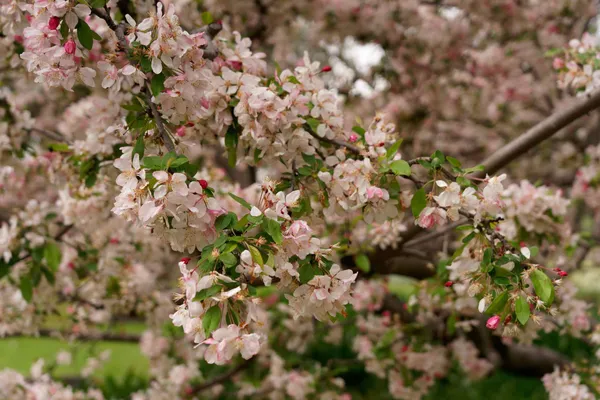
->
[472,89,600,178]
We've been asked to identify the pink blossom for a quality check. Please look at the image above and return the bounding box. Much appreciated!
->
[486,315,501,330]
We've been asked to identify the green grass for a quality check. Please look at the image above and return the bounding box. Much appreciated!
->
[0,319,149,381]
[0,337,148,379]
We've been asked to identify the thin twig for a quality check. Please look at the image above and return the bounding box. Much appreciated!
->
[187,359,254,395]
[28,127,66,142]
[307,130,361,155]
[144,85,176,152]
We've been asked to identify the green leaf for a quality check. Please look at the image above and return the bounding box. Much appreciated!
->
[167,155,189,169]
[43,242,61,272]
[446,156,461,168]
[431,150,445,167]
[298,263,320,284]
[133,135,145,159]
[389,160,411,176]
[464,165,486,174]
[297,166,312,176]
[530,269,554,305]
[141,156,162,169]
[19,276,33,302]
[225,126,238,168]
[456,176,472,187]
[248,245,263,266]
[529,246,539,258]
[215,213,234,231]
[106,276,121,297]
[301,153,317,166]
[385,139,403,159]
[229,193,252,210]
[515,296,530,325]
[446,313,457,335]
[140,57,152,73]
[59,20,69,40]
[493,276,510,286]
[203,305,222,337]
[89,0,107,7]
[352,126,366,136]
[354,254,370,273]
[462,231,476,244]
[91,30,102,41]
[76,19,94,50]
[482,248,493,266]
[262,218,283,244]
[219,253,237,267]
[485,291,509,315]
[201,11,213,24]
[306,117,320,133]
[41,266,55,285]
[150,73,166,96]
[410,188,427,218]
[194,285,222,301]
[48,143,70,152]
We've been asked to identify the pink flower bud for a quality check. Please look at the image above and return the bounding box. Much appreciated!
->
[176,126,186,137]
[558,270,568,277]
[198,179,208,189]
[349,133,358,143]
[486,315,501,330]
[180,257,191,264]
[444,281,453,287]
[228,60,243,71]
[321,65,332,72]
[552,57,565,69]
[64,38,76,55]
[48,16,60,30]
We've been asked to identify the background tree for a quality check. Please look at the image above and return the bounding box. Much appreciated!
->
[0,0,600,399]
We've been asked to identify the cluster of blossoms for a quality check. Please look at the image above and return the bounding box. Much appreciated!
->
[112,147,224,252]
[0,357,105,399]
[416,174,506,230]
[553,33,600,95]
[573,144,600,212]
[498,180,570,241]
[542,368,595,400]
[19,1,97,90]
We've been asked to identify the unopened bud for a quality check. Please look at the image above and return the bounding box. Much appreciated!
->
[64,38,76,55]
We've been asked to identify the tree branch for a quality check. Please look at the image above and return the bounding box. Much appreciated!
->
[472,89,600,178]
[144,85,176,153]
[307,130,361,155]
[369,90,600,276]
[187,359,253,396]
